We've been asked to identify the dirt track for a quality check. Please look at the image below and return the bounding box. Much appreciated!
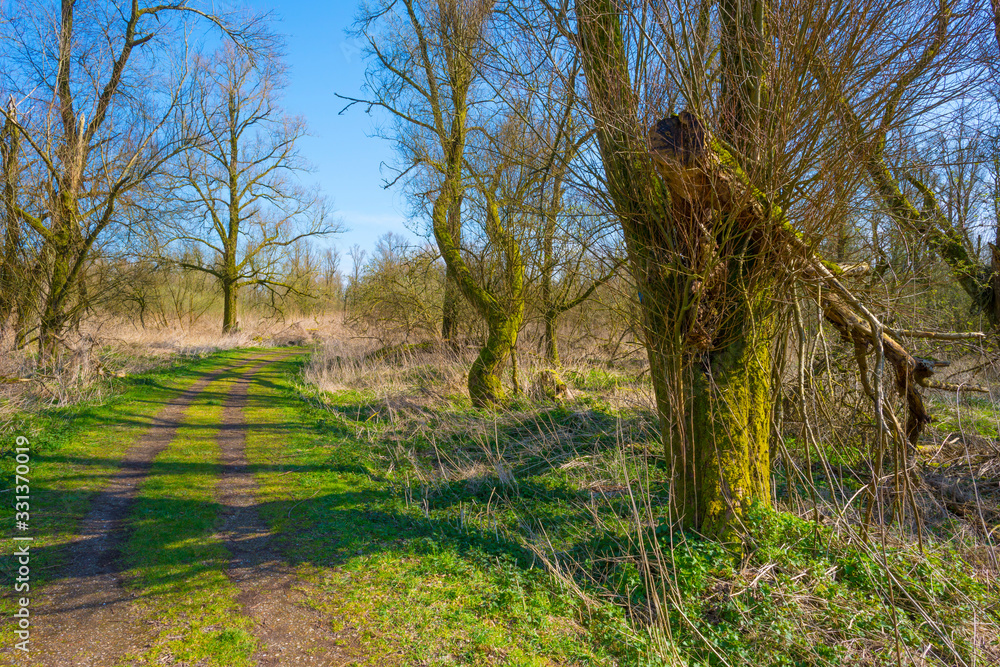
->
[2,354,353,667]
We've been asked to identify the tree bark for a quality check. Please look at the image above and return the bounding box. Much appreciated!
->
[576,0,775,537]
[39,188,82,361]
[540,186,562,367]
[681,298,774,535]
[222,276,238,334]
[542,308,560,367]
[441,194,463,344]
[0,108,22,332]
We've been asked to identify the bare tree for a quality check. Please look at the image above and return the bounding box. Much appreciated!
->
[164,43,336,334]
[0,0,264,359]
[349,0,537,407]
[321,245,344,308]
[521,59,622,368]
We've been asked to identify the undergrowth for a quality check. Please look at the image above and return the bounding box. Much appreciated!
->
[299,346,1000,666]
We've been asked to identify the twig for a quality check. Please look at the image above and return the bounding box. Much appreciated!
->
[286,489,322,519]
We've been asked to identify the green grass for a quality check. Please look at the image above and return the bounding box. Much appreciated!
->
[580,507,998,666]
[927,395,999,439]
[245,357,621,665]
[564,368,644,393]
[3,348,997,666]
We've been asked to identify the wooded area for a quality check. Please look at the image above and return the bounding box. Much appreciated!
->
[2,0,1000,665]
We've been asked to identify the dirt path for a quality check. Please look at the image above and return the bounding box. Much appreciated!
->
[214,360,354,666]
[7,355,278,667]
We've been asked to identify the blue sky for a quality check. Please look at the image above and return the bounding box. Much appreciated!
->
[249,1,422,265]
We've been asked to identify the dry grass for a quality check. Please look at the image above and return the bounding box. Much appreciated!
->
[304,335,652,409]
[0,310,351,417]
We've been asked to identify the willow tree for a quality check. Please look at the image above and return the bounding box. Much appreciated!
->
[441,197,464,343]
[349,0,532,407]
[571,0,964,536]
[572,0,781,537]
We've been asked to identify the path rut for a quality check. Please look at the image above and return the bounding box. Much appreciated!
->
[215,359,354,666]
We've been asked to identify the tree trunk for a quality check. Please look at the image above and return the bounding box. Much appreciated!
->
[540,197,560,367]
[441,195,463,344]
[434,178,525,408]
[543,308,560,367]
[575,0,775,538]
[674,298,773,535]
[510,338,522,395]
[469,310,521,406]
[222,277,238,334]
[442,264,460,340]
[39,301,65,362]
[0,108,22,332]
[39,217,75,362]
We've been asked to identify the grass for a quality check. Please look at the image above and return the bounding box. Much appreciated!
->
[2,345,997,665]
[927,394,1000,440]
[245,357,619,665]
[297,344,1000,666]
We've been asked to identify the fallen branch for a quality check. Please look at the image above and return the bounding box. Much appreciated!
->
[917,379,990,393]
[890,330,985,341]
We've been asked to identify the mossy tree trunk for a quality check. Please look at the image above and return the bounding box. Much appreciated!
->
[39,184,88,362]
[575,0,775,537]
[680,290,775,536]
[0,108,23,332]
[388,0,523,408]
[434,172,525,407]
[441,195,463,343]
